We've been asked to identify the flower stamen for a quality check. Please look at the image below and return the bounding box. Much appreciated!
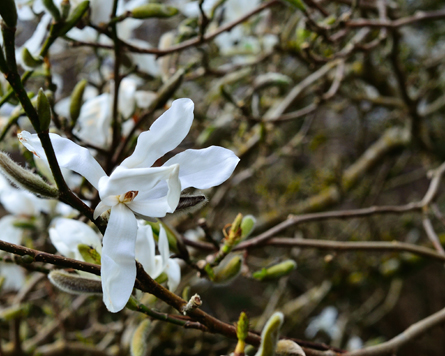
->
[119,190,139,203]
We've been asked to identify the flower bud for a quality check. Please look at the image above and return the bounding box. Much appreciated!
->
[0,152,59,198]
[175,194,207,212]
[37,88,52,131]
[255,312,284,356]
[21,47,44,69]
[0,0,18,28]
[252,260,297,282]
[78,244,101,265]
[130,4,178,19]
[43,0,61,21]
[48,270,102,295]
[213,255,242,284]
[276,340,306,356]
[58,1,89,36]
[69,79,87,125]
[130,319,151,356]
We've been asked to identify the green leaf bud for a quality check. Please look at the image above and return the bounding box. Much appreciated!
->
[130,4,179,19]
[78,244,101,265]
[69,79,87,125]
[241,215,256,240]
[252,260,297,281]
[213,255,243,284]
[130,319,151,356]
[237,311,249,342]
[0,152,59,198]
[0,0,18,28]
[255,312,284,356]
[276,340,306,356]
[21,47,44,68]
[235,311,249,355]
[58,1,89,36]
[43,0,61,21]
[48,270,102,295]
[37,88,52,131]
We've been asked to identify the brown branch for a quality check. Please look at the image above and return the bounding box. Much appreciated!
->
[237,159,445,250]
[69,0,281,58]
[261,237,445,262]
[346,8,445,28]
[344,305,445,355]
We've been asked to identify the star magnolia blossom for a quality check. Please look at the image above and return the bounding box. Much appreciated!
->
[18,98,239,312]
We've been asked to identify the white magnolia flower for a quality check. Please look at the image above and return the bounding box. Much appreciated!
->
[18,98,239,312]
[49,217,103,262]
[50,218,180,291]
[136,222,181,292]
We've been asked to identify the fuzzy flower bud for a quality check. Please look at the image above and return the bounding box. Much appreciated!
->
[0,152,59,198]
[48,270,102,295]
[276,340,306,356]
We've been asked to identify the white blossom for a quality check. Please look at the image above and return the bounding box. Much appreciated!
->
[18,98,239,312]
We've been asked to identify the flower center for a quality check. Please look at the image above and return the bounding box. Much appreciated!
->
[119,190,139,203]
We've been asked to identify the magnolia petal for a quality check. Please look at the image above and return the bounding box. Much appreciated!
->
[18,131,106,189]
[93,201,112,220]
[127,165,180,218]
[165,259,181,291]
[101,204,138,313]
[49,218,102,260]
[127,196,174,219]
[135,223,163,278]
[121,99,194,169]
[0,264,25,291]
[98,165,178,198]
[73,93,112,149]
[163,146,239,190]
[0,216,23,246]
[118,78,137,119]
[158,225,169,270]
